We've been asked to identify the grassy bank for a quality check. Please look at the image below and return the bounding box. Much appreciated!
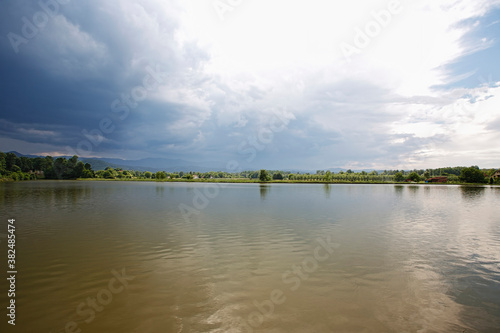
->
[71,177,496,186]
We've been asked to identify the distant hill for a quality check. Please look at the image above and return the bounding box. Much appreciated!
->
[8,151,41,158]
[287,167,382,174]
[79,158,134,171]
[5,151,394,173]
[7,151,223,172]
[95,157,224,172]
[8,151,126,171]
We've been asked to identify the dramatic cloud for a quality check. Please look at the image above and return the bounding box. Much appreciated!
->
[1,0,499,169]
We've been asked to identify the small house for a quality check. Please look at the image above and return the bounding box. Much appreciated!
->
[491,170,500,180]
[425,176,447,183]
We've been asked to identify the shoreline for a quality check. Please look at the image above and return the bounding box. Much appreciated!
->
[2,178,495,187]
[81,178,499,186]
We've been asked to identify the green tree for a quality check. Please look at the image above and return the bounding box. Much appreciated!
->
[394,172,405,182]
[52,157,68,179]
[272,172,283,180]
[68,155,78,169]
[259,169,271,182]
[10,172,20,181]
[144,171,152,179]
[81,169,94,178]
[249,171,259,179]
[407,172,420,182]
[72,161,85,178]
[102,170,115,179]
[0,152,6,172]
[459,166,486,183]
[155,171,167,179]
[32,157,43,171]
[324,170,332,182]
[44,156,54,171]
[5,152,17,171]
[18,156,33,172]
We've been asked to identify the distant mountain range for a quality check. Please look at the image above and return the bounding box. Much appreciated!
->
[8,151,224,172]
[8,151,381,173]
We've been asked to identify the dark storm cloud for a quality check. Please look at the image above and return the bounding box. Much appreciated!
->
[0,0,209,157]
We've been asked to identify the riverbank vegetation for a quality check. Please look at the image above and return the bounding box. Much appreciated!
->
[1,152,499,185]
[0,152,93,181]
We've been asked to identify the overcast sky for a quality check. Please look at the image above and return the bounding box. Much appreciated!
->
[1,0,500,170]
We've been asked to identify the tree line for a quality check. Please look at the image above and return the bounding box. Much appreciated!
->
[284,167,498,184]
[0,152,94,181]
[1,152,498,184]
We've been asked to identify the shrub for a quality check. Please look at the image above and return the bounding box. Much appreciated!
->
[459,166,486,183]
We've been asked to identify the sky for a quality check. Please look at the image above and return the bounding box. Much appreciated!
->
[1,0,500,170]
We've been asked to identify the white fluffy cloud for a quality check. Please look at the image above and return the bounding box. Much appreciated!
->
[171,0,500,168]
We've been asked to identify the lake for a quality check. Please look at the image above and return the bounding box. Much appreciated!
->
[1,181,499,332]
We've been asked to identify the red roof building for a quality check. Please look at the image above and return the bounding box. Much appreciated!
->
[426,176,448,183]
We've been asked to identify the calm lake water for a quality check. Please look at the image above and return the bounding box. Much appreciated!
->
[1,181,500,332]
